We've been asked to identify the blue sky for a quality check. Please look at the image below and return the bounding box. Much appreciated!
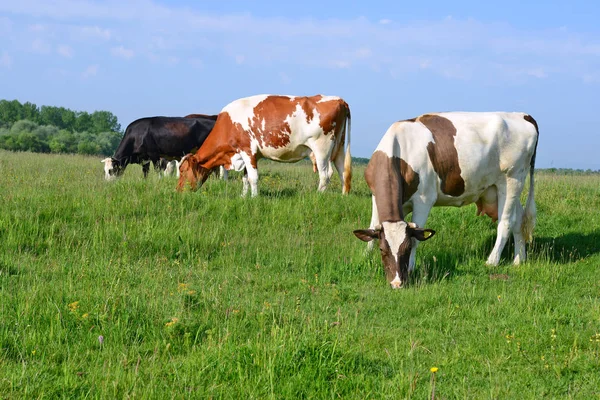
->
[1,0,599,169]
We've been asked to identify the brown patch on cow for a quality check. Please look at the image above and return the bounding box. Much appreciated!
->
[418,114,465,197]
[194,112,253,170]
[400,159,420,203]
[401,117,417,123]
[318,99,349,136]
[301,101,316,124]
[249,96,296,149]
[365,151,404,222]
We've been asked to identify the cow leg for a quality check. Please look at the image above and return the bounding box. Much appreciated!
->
[312,151,331,192]
[142,161,151,178]
[241,169,249,197]
[332,148,347,194]
[247,166,259,197]
[219,166,228,180]
[366,195,379,252]
[175,160,182,178]
[408,203,432,271]
[239,153,259,197]
[152,160,163,178]
[512,203,526,264]
[486,177,525,266]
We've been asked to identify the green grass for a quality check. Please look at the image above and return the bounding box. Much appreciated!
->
[1,149,599,399]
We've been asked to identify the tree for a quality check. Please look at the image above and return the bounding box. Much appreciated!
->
[10,119,39,135]
[20,102,40,122]
[91,111,121,133]
[39,106,65,128]
[0,100,21,126]
[74,111,93,133]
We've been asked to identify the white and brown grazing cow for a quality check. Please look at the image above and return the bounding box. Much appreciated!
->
[176,94,352,196]
[354,112,539,288]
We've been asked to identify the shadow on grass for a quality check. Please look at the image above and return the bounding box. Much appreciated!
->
[532,230,600,263]
[260,187,298,198]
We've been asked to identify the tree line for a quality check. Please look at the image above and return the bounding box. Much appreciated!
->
[0,99,123,156]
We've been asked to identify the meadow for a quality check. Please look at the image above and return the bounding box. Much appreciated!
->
[0,149,599,399]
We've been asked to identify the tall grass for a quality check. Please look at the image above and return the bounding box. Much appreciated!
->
[1,150,599,398]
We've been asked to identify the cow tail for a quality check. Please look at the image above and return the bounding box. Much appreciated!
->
[343,105,352,194]
[521,116,538,243]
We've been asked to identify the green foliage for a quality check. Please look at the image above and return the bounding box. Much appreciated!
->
[0,151,599,398]
[0,99,122,156]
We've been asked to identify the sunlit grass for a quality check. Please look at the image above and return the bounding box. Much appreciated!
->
[1,150,599,398]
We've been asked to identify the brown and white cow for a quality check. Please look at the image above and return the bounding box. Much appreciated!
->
[177,94,352,196]
[354,112,539,288]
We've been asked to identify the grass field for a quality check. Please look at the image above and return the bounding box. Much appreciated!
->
[1,149,599,399]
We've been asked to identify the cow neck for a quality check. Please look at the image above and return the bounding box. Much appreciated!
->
[365,150,405,223]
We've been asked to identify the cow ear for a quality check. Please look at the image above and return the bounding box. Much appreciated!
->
[410,228,435,242]
[353,229,380,242]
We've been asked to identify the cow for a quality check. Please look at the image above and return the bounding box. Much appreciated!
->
[353,112,539,288]
[177,94,352,197]
[101,114,218,180]
[163,159,180,177]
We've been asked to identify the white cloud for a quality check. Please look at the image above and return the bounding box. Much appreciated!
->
[0,16,12,34]
[355,47,371,59]
[329,60,351,69]
[77,25,111,40]
[1,0,599,83]
[82,64,98,78]
[31,38,51,54]
[29,23,45,32]
[0,52,12,68]
[57,44,73,58]
[111,45,134,59]
[527,68,548,79]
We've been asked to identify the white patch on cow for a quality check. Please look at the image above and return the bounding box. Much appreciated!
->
[223,94,270,131]
[390,272,402,289]
[381,220,408,262]
[317,95,341,103]
[164,160,177,176]
[101,158,114,180]
[229,152,246,171]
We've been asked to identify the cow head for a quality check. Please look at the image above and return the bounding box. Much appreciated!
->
[354,221,435,288]
[101,158,124,180]
[176,155,212,191]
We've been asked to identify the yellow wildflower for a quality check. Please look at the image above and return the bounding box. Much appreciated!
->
[165,317,179,327]
[430,367,439,373]
[68,301,79,313]
[177,283,189,293]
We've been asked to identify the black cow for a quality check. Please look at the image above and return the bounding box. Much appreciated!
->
[101,115,218,180]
